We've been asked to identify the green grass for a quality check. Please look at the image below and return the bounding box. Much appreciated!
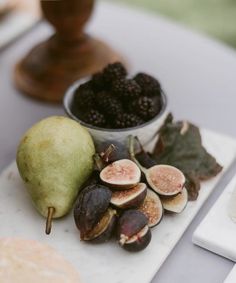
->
[109,0,236,48]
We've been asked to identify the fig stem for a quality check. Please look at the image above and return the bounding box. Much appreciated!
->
[45,207,55,235]
[128,136,148,175]
[93,154,106,171]
[100,144,116,163]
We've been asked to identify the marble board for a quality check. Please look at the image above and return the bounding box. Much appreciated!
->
[1,129,236,283]
[193,174,236,262]
[224,265,236,283]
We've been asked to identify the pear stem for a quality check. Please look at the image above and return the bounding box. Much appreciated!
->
[128,136,148,175]
[45,207,55,235]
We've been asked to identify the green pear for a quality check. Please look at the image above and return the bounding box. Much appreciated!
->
[16,116,95,234]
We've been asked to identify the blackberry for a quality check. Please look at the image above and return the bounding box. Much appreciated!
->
[91,72,107,92]
[112,79,142,100]
[132,96,162,120]
[96,91,123,118]
[83,109,106,128]
[113,113,144,129]
[103,62,127,84]
[134,73,161,97]
[73,83,95,110]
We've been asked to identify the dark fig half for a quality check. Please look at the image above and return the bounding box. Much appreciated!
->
[110,183,147,209]
[83,208,117,243]
[74,184,112,238]
[117,209,151,252]
[138,189,163,227]
[117,209,148,239]
[97,141,130,163]
[121,225,152,252]
[146,165,185,196]
[131,135,156,168]
[161,187,188,213]
[100,159,141,190]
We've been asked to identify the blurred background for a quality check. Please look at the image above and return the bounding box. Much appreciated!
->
[110,0,236,48]
[1,0,236,48]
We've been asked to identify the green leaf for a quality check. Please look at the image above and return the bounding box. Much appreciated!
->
[152,114,222,200]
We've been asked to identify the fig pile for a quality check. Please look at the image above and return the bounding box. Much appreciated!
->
[73,139,188,252]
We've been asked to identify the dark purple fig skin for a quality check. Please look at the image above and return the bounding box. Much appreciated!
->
[81,170,100,188]
[96,141,130,163]
[129,136,156,169]
[117,209,148,239]
[83,208,117,243]
[123,226,152,252]
[111,184,147,209]
[136,151,157,169]
[74,184,112,238]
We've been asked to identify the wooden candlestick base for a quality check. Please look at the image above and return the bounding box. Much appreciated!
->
[14,34,122,102]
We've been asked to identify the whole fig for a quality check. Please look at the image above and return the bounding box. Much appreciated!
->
[74,184,112,238]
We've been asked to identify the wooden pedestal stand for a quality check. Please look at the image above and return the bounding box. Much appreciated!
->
[14,0,122,102]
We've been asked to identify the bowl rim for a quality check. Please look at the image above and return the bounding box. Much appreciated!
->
[63,77,168,133]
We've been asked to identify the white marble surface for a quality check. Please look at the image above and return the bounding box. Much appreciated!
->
[224,265,236,283]
[0,130,236,283]
[193,175,236,262]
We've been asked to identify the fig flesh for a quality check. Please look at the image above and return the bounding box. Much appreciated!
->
[138,189,163,227]
[74,184,112,238]
[83,208,117,243]
[146,165,185,196]
[161,187,188,213]
[100,159,141,190]
[129,136,185,196]
[117,209,151,252]
[110,183,147,209]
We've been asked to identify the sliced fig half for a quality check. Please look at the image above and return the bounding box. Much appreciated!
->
[129,136,185,196]
[100,159,141,190]
[161,187,188,213]
[110,183,147,209]
[121,225,152,252]
[146,165,185,196]
[83,208,117,243]
[138,189,163,227]
[117,209,151,252]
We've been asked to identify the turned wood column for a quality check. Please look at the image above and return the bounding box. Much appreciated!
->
[14,0,122,102]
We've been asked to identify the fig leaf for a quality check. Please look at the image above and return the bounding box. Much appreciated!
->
[152,113,223,200]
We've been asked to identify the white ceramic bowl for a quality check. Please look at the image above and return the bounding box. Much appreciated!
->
[63,79,168,148]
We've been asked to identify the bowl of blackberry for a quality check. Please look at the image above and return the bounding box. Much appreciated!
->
[63,62,168,147]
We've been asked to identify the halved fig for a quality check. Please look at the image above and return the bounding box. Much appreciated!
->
[131,135,156,168]
[117,209,151,252]
[97,141,130,163]
[161,187,188,213]
[121,225,152,252]
[83,208,117,243]
[138,189,163,227]
[74,184,112,238]
[129,136,185,196]
[110,183,147,209]
[100,159,141,190]
[146,165,185,196]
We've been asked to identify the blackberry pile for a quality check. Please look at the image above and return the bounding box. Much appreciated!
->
[72,62,163,129]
